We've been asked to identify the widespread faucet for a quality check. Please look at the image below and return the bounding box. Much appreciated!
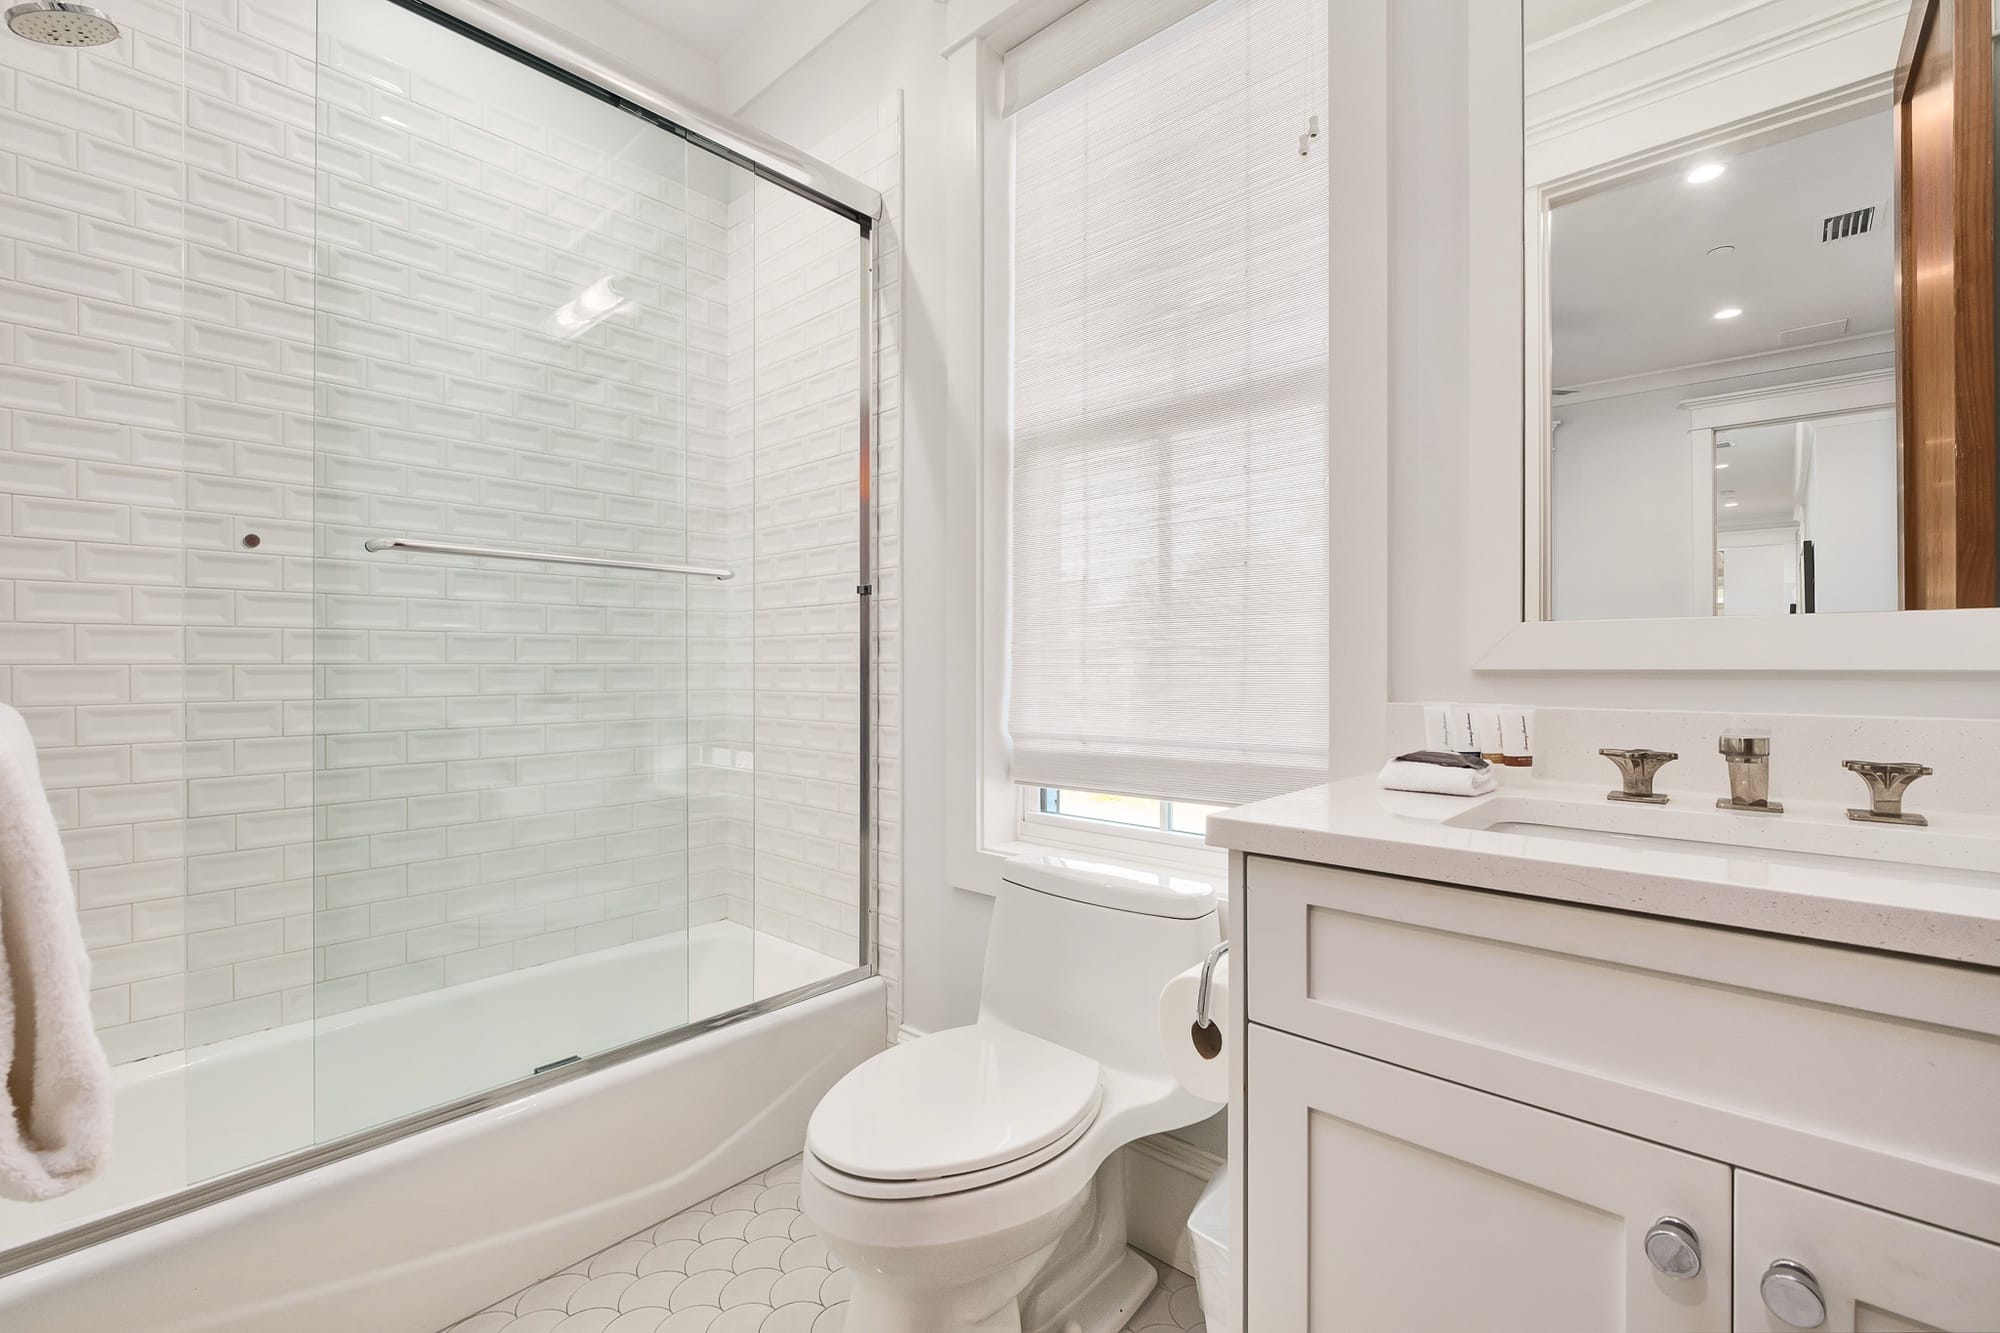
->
[1718,733,1783,814]
[1599,748,1677,804]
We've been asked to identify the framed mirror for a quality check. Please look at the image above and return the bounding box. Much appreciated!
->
[1523,0,1999,626]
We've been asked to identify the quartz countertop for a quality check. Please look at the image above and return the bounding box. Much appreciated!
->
[1207,774,2000,967]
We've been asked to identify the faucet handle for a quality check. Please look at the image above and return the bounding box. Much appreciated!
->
[1843,760,1933,827]
[1600,748,1678,805]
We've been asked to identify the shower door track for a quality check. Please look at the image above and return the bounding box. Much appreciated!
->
[0,966,874,1281]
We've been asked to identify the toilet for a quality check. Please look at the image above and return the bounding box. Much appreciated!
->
[800,853,1223,1333]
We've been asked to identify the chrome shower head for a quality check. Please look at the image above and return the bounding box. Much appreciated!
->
[6,2,120,46]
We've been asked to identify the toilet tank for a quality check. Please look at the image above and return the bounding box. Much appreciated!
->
[979,853,1221,1076]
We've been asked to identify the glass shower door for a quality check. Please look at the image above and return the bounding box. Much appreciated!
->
[309,0,716,1139]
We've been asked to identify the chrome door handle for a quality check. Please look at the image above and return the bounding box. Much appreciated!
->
[1760,1259,1826,1329]
[1642,1217,1701,1278]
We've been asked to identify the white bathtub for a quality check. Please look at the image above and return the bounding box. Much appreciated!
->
[0,924,881,1333]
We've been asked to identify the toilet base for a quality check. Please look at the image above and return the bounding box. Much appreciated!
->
[1017,1152,1154,1333]
[813,1151,1160,1333]
[1025,1247,1156,1333]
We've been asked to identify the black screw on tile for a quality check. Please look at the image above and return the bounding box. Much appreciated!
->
[241,534,261,549]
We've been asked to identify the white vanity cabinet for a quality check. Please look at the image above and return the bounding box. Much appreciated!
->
[1234,855,2000,1332]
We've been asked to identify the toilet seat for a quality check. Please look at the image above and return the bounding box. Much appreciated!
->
[806,1024,1103,1201]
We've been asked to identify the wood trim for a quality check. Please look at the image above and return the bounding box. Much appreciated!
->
[1895,0,1997,608]
[1950,0,1997,604]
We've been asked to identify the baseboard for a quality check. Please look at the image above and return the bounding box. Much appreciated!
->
[1123,1134,1224,1277]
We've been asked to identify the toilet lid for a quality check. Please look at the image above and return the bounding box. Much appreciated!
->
[807,1024,1103,1185]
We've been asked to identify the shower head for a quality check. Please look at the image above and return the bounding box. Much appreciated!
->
[6,2,120,45]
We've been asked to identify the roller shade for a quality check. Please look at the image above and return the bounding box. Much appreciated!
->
[1001,0,1217,116]
[1006,0,1329,806]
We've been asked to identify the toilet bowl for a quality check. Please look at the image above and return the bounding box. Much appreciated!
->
[800,853,1223,1333]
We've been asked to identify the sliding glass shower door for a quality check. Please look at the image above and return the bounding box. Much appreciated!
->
[307,0,731,1137]
[295,0,873,1146]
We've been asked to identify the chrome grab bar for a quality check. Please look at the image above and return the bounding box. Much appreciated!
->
[363,537,733,581]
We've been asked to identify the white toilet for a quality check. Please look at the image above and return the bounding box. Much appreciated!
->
[800,853,1223,1333]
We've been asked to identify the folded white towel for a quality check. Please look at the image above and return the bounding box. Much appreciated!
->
[0,703,111,1201]
[1377,757,1498,798]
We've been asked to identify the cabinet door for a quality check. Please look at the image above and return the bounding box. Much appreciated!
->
[1734,1172,2000,1332]
[1246,1026,1732,1332]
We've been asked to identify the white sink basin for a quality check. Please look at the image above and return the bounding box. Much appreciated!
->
[1442,795,2000,893]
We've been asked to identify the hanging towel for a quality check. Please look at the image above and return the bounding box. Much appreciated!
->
[0,703,111,1201]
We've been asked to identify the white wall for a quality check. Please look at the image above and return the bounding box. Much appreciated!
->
[510,0,724,108]
[1803,413,1898,614]
[736,0,974,1035]
[1549,387,1695,621]
[1388,0,2000,719]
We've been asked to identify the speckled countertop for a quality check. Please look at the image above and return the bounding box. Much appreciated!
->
[1209,774,2000,967]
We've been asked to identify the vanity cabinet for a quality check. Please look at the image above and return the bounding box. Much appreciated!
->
[1248,1028,1734,1331]
[1235,855,2000,1332]
[1733,1173,2000,1333]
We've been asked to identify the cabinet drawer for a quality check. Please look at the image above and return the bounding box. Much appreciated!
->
[1243,855,2000,1244]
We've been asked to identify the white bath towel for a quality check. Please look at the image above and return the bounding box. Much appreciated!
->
[0,703,111,1200]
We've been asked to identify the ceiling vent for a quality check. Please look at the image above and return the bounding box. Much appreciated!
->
[1779,317,1850,347]
[1821,206,1877,242]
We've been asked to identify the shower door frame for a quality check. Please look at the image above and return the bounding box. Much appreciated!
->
[0,0,883,1281]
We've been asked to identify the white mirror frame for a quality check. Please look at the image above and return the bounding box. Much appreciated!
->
[1469,0,2000,673]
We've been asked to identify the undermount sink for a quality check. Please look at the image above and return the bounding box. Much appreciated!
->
[1441,794,2000,893]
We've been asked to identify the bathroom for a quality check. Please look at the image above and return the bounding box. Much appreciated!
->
[0,0,1993,1328]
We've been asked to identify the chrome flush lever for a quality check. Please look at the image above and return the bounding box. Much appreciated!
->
[1843,760,1933,827]
[1599,748,1678,805]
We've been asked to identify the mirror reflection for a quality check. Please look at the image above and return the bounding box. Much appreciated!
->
[1529,0,1999,620]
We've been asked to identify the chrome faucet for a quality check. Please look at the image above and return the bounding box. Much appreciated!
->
[1718,734,1783,814]
[1600,748,1677,804]
[1843,760,1933,826]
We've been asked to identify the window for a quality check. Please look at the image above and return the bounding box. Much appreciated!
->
[1004,0,1331,813]
[1033,787,1226,839]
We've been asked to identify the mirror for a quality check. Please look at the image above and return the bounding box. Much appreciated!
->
[1526,0,1999,621]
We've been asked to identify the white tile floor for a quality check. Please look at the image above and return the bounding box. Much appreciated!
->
[441,1157,1206,1333]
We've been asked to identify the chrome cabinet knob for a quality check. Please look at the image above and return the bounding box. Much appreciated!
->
[1760,1259,1826,1329]
[1642,1217,1702,1278]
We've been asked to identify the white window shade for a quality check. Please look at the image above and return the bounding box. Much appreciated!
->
[1001,0,1216,117]
[1007,0,1329,808]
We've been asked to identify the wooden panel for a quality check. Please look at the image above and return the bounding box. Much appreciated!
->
[1895,0,1998,607]
[1244,855,2000,1244]
[1734,1172,2000,1331]
[1247,1028,1733,1333]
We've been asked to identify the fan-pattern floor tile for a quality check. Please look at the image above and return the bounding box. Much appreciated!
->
[441,1157,1206,1333]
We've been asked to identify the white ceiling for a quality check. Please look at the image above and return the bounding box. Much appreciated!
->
[599,0,786,61]
[1549,109,1895,389]
[1714,422,1800,530]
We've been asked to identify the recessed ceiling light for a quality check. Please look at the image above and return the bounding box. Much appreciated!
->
[1686,162,1726,185]
[1714,307,1743,321]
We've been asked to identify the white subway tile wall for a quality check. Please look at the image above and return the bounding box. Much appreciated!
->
[0,0,904,1065]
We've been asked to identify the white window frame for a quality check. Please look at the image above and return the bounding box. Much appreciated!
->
[941,0,1388,895]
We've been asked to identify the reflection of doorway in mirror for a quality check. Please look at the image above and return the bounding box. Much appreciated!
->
[1718,529,1800,617]
[1712,409,1899,616]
